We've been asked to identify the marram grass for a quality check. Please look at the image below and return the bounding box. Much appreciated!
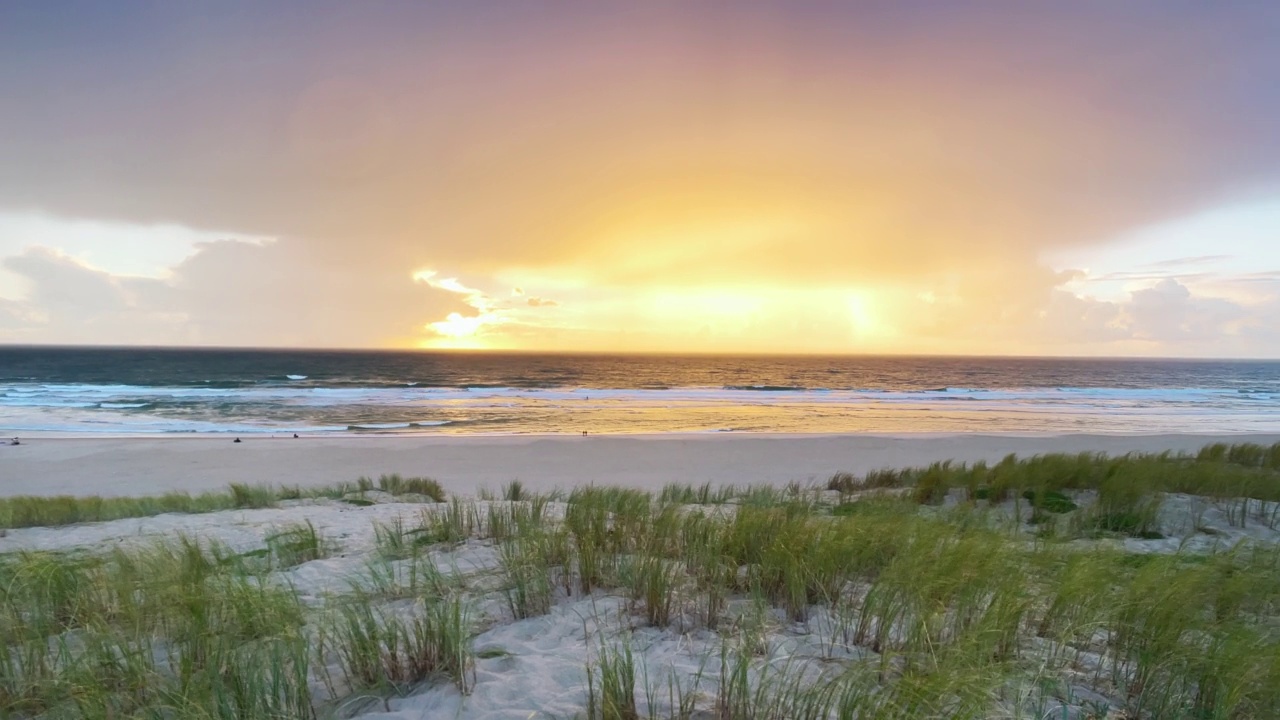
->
[0,475,448,530]
[3,441,1280,718]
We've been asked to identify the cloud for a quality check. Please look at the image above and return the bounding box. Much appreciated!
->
[776,272,1277,356]
[1123,279,1249,344]
[1,4,1279,352]
[1139,255,1233,269]
[6,239,1266,355]
[5,248,132,314]
[408,272,567,344]
[0,241,473,347]
[6,6,1279,263]
[412,270,507,343]
[0,247,180,344]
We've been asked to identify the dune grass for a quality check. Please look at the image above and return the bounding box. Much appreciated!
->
[0,535,473,717]
[0,476,449,530]
[824,442,1280,535]
[586,637,639,720]
[499,534,554,620]
[4,442,1280,718]
[496,445,1280,718]
[564,507,1278,718]
[368,473,447,501]
[321,594,473,695]
[0,536,312,718]
[0,490,248,530]
[265,520,332,568]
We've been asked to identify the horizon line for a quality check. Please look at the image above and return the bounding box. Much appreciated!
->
[1,342,1277,363]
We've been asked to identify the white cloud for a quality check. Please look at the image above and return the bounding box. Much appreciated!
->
[1035,278,1275,355]
[1046,199,1280,303]
[411,270,566,345]
[0,241,472,347]
[0,210,274,301]
[0,247,182,344]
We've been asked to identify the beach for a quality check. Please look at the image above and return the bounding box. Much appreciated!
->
[5,433,1280,718]
[6,3,1280,714]
[4,432,1280,498]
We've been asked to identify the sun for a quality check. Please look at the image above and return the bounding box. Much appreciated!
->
[416,313,492,349]
[846,291,888,341]
[429,312,485,338]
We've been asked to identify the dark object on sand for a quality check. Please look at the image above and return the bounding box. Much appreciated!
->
[293,433,299,438]
[9,437,18,445]
[233,438,241,443]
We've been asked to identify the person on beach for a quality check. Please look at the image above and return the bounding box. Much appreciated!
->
[9,437,18,445]
[233,438,241,443]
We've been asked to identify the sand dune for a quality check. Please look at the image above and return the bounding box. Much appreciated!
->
[3,483,1278,719]
[6,436,1280,718]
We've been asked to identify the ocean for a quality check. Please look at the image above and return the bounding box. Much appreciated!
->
[1,347,1278,436]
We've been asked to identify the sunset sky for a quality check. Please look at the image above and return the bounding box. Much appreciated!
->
[1,2,1278,356]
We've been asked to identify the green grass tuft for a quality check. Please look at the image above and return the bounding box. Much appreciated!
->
[229,482,279,508]
[376,473,446,500]
[1022,488,1079,513]
[326,594,474,695]
[503,479,526,501]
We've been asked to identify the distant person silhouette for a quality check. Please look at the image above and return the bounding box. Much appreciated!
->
[9,437,18,446]
[293,433,299,438]
[233,438,241,443]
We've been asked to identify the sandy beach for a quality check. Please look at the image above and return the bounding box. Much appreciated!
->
[7,3,1280,714]
[3,432,1279,498]
[5,434,1280,718]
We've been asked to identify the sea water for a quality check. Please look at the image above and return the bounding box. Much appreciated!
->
[1,347,1277,435]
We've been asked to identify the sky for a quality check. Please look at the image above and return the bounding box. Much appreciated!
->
[1,1,1279,356]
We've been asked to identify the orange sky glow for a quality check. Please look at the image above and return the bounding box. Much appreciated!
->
[1,3,1279,356]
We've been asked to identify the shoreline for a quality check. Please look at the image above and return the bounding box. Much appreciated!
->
[4,431,1279,499]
